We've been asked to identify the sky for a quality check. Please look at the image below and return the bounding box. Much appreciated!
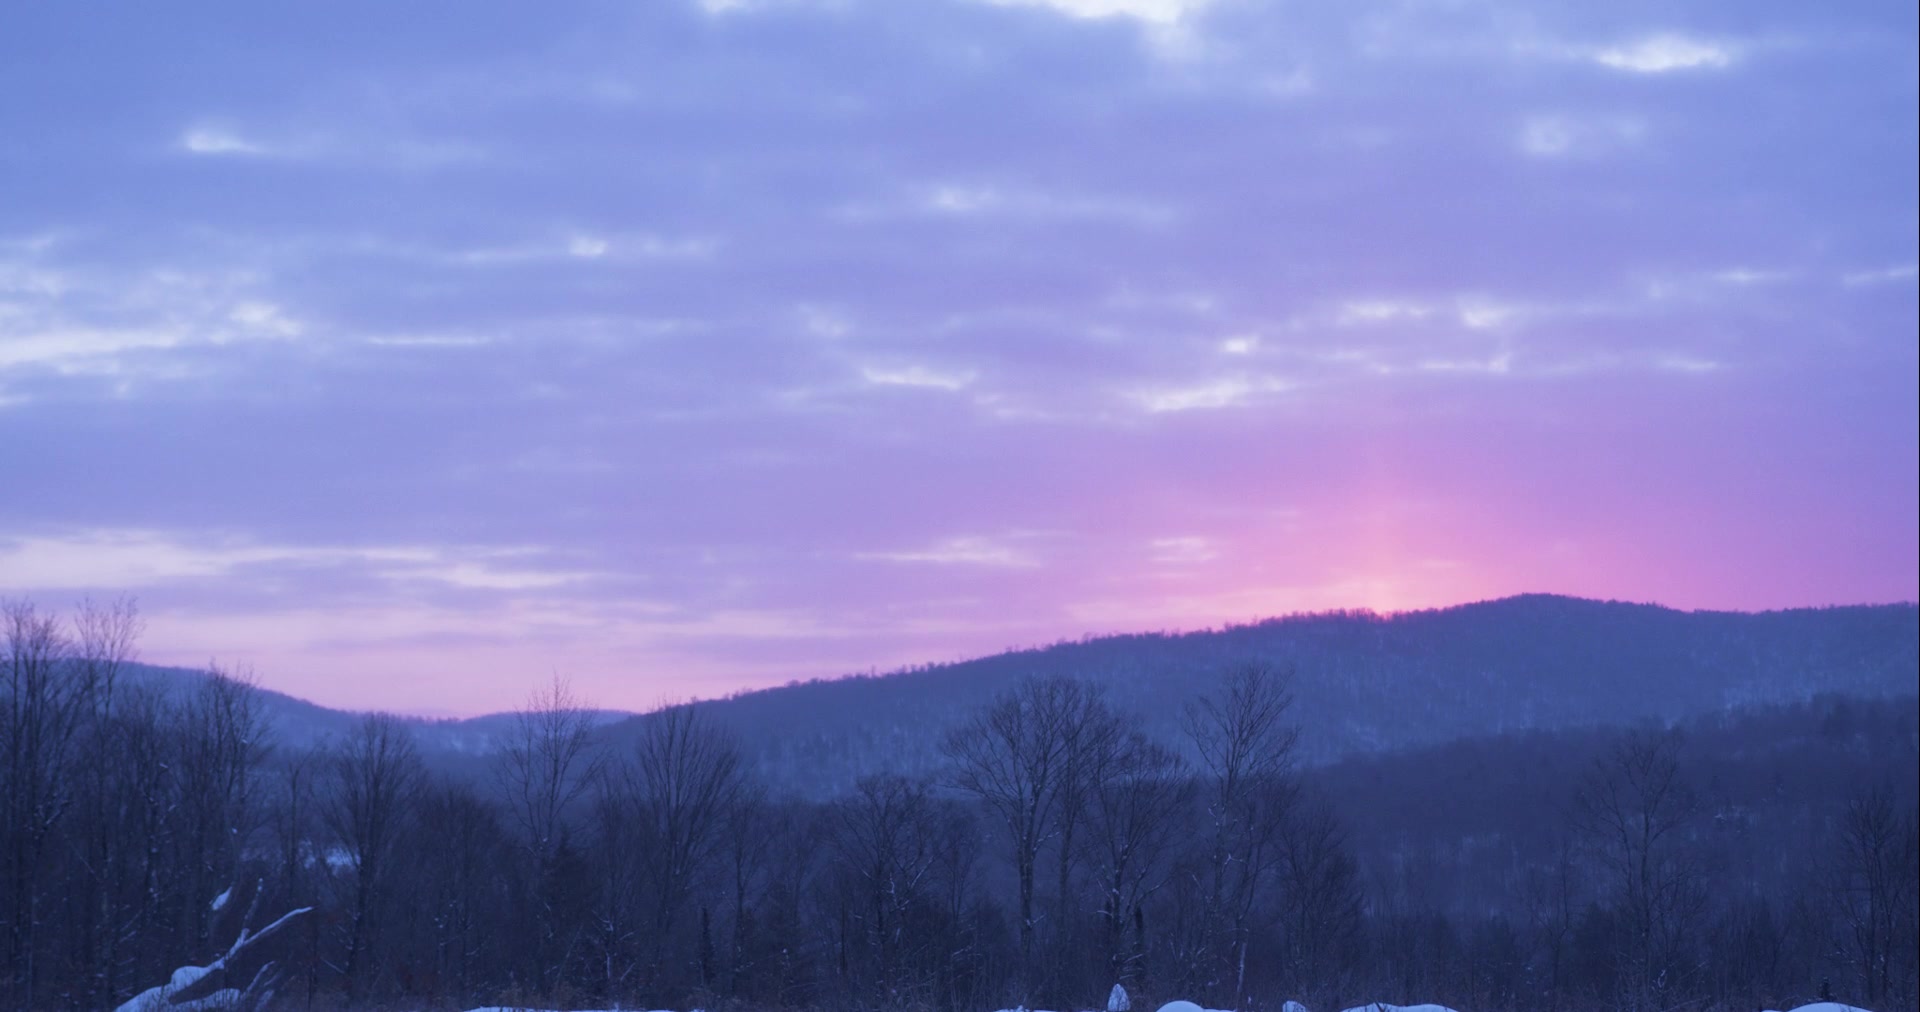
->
[1,0,1915,715]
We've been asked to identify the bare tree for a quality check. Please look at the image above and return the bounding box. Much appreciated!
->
[1082,729,1190,990]
[1181,661,1300,1005]
[492,675,605,993]
[1571,729,1704,1010]
[68,597,144,1008]
[174,664,269,955]
[2,599,103,1003]
[620,703,746,993]
[941,675,1104,993]
[1274,790,1362,998]
[827,774,940,1005]
[321,713,424,1002]
[1828,785,1920,1006]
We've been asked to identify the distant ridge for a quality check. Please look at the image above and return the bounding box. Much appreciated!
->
[129,594,1918,797]
[646,594,1919,797]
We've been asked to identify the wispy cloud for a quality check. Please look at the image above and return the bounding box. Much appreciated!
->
[859,536,1042,568]
[1129,373,1293,413]
[859,363,976,391]
[1591,34,1737,74]
[979,0,1211,26]
[0,530,598,593]
[1843,263,1919,287]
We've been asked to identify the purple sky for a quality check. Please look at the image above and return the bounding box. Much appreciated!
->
[2,0,1915,715]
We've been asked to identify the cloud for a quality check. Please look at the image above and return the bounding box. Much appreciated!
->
[840,183,1175,227]
[1149,535,1216,564]
[0,0,1911,711]
[859,536,1041,568]
[1710,268,1794,286]
[1518,115,1646,158]
[979,0,1211,26]
[0,530,597,593]
[176,120,480,169]
[0,258,306,379]
[568,234,610,259]
[455,232,717,266]
[1129,373,1292,413]
[1218,334,1258,355]
[859,363,976,391]
[1592,35,1736,74]
[1843,264,1919,287]
[179,125,272,157]
[1337,300,1435,326]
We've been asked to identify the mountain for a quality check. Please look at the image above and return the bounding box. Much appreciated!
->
[128,594,1918,798]
[115,663,631,759]
[634,594,1918,797]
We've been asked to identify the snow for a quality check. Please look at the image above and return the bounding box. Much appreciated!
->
[117,982,242,1012]
[456,1001,1870,1012]
[209,886,231,911]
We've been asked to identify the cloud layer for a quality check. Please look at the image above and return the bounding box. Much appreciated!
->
[2,0,1914,712]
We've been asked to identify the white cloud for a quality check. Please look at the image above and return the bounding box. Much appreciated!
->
[1455,297,1524,330]
[859,363,976,391]
[927,185,1001,214]
[457,232,714,266]
[0,264,307,377]
[1130,373,1292,413]
[980,0,1211,26]
[1843,263,1919,287]
[1653,354,1722,374]
[1593,34,1735,74]
[1417,350,1514,375]
[861,182,1173,227]
[176,120,481,169]
[1337,299,1433,325]
[1150,536,1217,564]
[568,234,610,259]
[1219,334,1259,355]
[0,327,186,372]
[229,300,303,338]
[859,536,1039,568]
[1711,267,1793,286]
[179,125,271,157]
[0,530,596,593]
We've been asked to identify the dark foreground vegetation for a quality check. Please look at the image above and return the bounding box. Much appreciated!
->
[4,598,1916,1012]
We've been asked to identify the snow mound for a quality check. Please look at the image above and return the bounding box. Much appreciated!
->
[1157,1003,1231,1012]
[1283,1003,1311,1012]
[1109,984,1131,1011]
[1775,1005,1876,1012]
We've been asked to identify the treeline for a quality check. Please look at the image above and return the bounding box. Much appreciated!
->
[663,595,1920,798]
[3,599,1916,1012]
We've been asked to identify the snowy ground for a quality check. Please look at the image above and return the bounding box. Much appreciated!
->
[453,1002,1871,1012]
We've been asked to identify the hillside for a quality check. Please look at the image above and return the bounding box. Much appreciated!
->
[131,594,1919,798]
[651,594,1918,797]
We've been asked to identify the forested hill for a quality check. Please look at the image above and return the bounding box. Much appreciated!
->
[125,594,1918,798]
[652,594,1918,797]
